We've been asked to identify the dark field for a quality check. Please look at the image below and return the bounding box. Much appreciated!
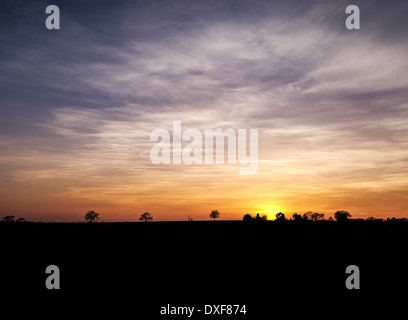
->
[2,220,407,317]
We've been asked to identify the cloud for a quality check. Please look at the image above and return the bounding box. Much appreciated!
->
[1,0,408,219]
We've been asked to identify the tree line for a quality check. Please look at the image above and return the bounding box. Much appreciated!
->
[1,209,407,223]
[83,210,154,223]
[243,210,352,222]
[0,211,154,223]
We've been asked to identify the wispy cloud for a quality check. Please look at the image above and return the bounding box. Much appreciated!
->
[1,0,408,220]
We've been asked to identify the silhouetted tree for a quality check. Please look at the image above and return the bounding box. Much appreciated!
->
[261,215,268,221]
[209,210,220,221]
[84,210,100,223]
[334,210,351,222]
[292,213,302,221]
[2,215,15,222]
[275,212,285,221]
[311,212,325,221]
[302,211,313,220]
[387,217,399,223]
[367,216,384,223]
[139,212,153,222]
[243,214,253,222]
[16,217,27,222]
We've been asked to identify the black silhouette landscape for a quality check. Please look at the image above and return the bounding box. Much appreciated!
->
[2,214,408,317]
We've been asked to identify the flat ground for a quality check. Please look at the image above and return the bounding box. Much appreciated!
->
[1,220,407,317]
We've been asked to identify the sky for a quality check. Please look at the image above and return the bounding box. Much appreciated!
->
[1,0,408,221]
